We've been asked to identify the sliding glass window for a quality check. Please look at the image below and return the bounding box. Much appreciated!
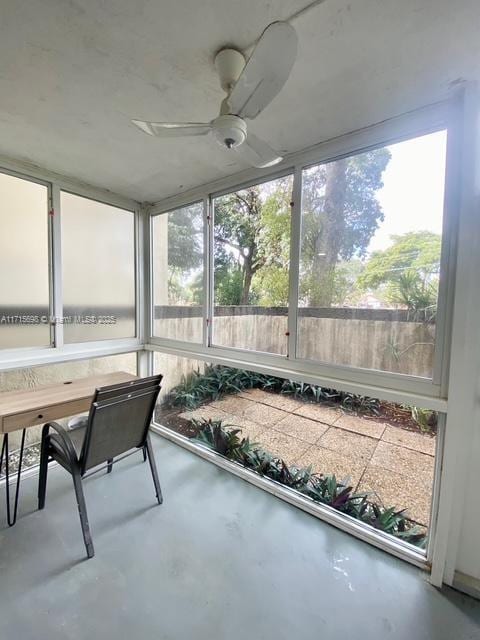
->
[0,171,50,349]
[212,174,293,354]
[61,192,136,343]
[297,130,447,379]
[152,201,205,343]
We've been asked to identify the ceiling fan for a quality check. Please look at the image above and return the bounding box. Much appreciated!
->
[132,21,298,168]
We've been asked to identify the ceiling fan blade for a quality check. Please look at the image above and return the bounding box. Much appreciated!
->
[132,120,211,137]
[227,21,297,120]
[234,133,283,168]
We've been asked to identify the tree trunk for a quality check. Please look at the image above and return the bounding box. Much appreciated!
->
[310,159,348,307]
[241,255,254,304]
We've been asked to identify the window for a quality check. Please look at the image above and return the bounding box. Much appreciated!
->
[212,175,293,354]
[152,202,204,343]
[153,353,436,551]
[61,192,136,343]
[0,172,50,349]
[297,130,447,379]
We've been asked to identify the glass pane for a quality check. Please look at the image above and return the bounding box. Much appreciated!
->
[154,354,436,550]
[0,352,137,474]
[212,175,293,354]
[297,130,447,378]
[61,192,136,343]
[0,172,50,349]
[152,202,204,343]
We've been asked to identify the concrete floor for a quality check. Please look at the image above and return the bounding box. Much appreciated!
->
[0,435,479,640]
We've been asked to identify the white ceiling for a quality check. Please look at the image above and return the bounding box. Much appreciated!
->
[0,0,479,203]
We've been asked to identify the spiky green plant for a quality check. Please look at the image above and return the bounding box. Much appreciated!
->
[167,365,381,415]
[190,418,428,548]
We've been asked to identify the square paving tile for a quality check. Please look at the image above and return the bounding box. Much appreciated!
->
[318,427,378,462]
[370,441,434,480]
[243,402,289,427]
[334,413,386,439]
[272,394,309,412]
[238,388,304,412]
[178,406,230,423]
[209,395,256,416]
[272,414,329,444]
[218,413,270,445]
[381,425,436,456]
[257,430,311,466]
[293,403,342,425]
[357,465,433,526]
[295,446,365,486]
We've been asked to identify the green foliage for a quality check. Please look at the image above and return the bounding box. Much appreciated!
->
[166,203,204,304]
[167,365,380,415]
[252,265,289,306]
[300,148,390,306]
[388,272,437,317]
[358,231,441,313]
[166,366,266,410]
[214,178,292,305]
[213,149,390,308]
[409,406,436,432]
[191,419,427,548]
[214,267,245,306]
[191,418,255,460]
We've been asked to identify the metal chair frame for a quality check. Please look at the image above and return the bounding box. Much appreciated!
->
[38,375,163,559]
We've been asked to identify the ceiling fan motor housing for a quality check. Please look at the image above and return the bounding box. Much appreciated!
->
[212,115,247,149]
[214,48,246,93]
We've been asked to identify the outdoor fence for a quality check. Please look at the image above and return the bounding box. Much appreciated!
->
[154,305,435,379]
[0,304,435,451]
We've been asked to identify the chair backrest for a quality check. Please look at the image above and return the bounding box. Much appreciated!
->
[80,375,162,473]
[92,375,162,402]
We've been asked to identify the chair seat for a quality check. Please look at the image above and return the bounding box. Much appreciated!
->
[68,414,88,430]
[50,425,86,460]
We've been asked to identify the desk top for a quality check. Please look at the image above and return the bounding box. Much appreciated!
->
[0,371,137,433]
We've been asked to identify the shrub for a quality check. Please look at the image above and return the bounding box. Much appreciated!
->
[167,365,380,415]
[190,418,427,549]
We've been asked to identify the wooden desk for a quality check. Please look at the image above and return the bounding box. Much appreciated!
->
[0,371,137,526]
[0,371,137,434]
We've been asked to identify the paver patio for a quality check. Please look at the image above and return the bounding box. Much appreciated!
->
[179,388,436,527]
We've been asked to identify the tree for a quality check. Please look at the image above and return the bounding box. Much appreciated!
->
[300,148,391,306]
[214,177,292,305]
[166,204,203,304]
[210,147,390,308]
[357,231,441,312]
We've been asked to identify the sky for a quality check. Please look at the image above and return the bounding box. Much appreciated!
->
[367,129,447,255]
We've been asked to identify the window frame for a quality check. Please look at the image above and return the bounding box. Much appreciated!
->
[292,128,451,385]
[150,199,207,346]
[147,98,460,412]
[0,163,143,372]
[59,189,138,345]
[0,167,54,354]
[209,169,295,355]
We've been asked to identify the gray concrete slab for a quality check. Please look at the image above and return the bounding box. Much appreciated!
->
[0,435,479,640]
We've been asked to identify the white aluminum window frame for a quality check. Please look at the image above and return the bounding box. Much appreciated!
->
[150,200,207,347]
[147,95,465,569]
[0,159,144,374]
[147,97,461,413]
[0,88,469,581]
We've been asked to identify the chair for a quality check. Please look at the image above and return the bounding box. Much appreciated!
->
[67,375,163,467]
[38,375,163,559]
